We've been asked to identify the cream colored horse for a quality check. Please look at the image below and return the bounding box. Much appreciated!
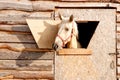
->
[52,14,81,51]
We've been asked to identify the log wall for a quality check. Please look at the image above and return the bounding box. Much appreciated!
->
[0,0,120,80]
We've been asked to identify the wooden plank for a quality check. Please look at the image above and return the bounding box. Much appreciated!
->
[0,70,53,79]
[0,32,35,43]
[2,79,24,80]
[57,2,109,8]
[117,23,120,33]
[109,3,120,12]
[117,58,120,65]
[26,19,61,49]
[0,49,54,60]
[113,0,120,3]
[59,0,100,1]
[0,10,53,24]
[58,48,92,55]
[0,0,33,11]
[117,12,120,22]
[117,23,120,50]
[2,79,50,80]
[1,79,24,80]
[0,25,30,32]
[117,66,120,74]
[32,1,56,11]
[0,43,37,49]
[0,43,54,60]
[0,75,14,79]
[0,60,53,71]
[117,33,120,49]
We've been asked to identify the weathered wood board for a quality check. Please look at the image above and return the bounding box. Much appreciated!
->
[58,48,92,55]
[0,32,35,43]
[55,8,116,80]
[26,19,61,49]
[0,70,53,79]
[0,60,53,71]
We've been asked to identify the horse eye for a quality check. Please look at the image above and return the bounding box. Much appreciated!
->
[65,27,69,31]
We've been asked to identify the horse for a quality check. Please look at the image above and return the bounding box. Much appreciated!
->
[52,14,81,51]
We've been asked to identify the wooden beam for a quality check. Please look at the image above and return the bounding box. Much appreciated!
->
[0,75,13,79]
[0,32,35,43]
[0,70,53,79]
[0,60,53,71]
[58,48,92,55]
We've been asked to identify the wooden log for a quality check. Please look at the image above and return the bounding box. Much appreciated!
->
[58,0,100,2]
[0,75,13,79]
[117,50,120,58]
[0,49,54,60]
[0,32,35,43]
[117,57,120,65]
[0,43,37,49]
[1,79,24,80]
[117,33,120,50]
[0,60,53,71]
[112,0,120,3]
[1,79,50,80]
[0,10,53,24]
[0,0,33,11]
[117,23,120,50]
[117,23,120,33]
[117,12,120,22]
[0,43,54,60]
[0,25,30,32]
[32,1,56,11]
[57,2,109,8]
[0,44,54,52]
[0,70,53,79]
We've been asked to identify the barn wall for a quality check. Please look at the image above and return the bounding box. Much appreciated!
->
[0,0,120,80]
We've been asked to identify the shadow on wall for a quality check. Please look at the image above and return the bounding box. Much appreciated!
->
[12,25,54,67]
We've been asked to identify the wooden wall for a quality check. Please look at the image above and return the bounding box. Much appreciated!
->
[0,0,120,80]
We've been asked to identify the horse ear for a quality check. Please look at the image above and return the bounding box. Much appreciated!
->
[69,15,74,22]
[59,13,64,20]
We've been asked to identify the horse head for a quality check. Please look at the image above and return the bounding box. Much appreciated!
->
[52,14,79,51]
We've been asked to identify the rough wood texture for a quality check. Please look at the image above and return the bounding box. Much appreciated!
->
[55,8,116,80]
[2,79,49,80]
[117,12,120,22]
[117,33,120,49]
[0,75,14,79]
[58,48,92,55]
[0,25,30,32]
[59,0,100,1]
[27,19,60,48]
[0,70,53,79]
[0,60,53,71]
[0,1,119,12]
[117,23,120,54]
[0,49,54,60]
[117,23,120,33]
[0,43,54,60]
[0,0,33,11]
[32,1,56,11]
[0,32,35,43]
[0,10,53,24]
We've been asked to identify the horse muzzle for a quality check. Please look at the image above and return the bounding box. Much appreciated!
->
[52,43,59,51]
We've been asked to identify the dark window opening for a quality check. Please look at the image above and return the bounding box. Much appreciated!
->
[77,21,99,48]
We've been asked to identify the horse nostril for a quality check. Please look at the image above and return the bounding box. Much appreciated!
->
[52,43,58,50]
